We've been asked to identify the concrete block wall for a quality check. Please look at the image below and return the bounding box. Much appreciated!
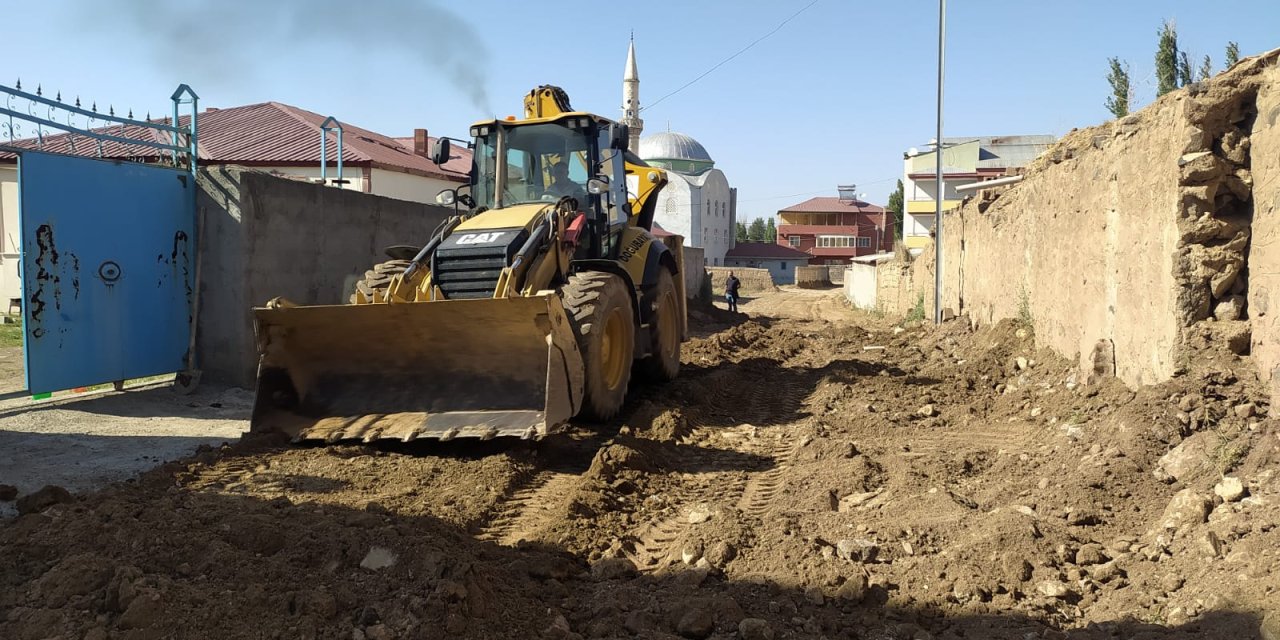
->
[845,264,877,310]
[827,266,845,286]
[682,246,706,299]
[196,167,452,387]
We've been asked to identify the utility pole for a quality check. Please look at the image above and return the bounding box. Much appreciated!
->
[933,0,946,324]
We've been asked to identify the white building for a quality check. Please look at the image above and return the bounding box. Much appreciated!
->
[901,135,1054,254]
[623,38,735,265]
[640,132,737,266]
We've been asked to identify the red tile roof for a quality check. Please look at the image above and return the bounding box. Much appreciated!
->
[726,241,813,260]
[0,101,469,181]
[779,197,886,214]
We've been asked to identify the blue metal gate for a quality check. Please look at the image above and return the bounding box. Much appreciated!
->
[19,151,195,393]
[2,82,200,395]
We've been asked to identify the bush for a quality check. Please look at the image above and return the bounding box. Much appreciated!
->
[907,294,926,323]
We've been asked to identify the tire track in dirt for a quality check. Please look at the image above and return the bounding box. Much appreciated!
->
[899,420,1038,457]
[476,470,580,545]
[737,435,802,518]
[624,369,814,572]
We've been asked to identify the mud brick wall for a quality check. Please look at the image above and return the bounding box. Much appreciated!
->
[707,266,774,294]
[794,266,833,289]
[896,49,1279,389]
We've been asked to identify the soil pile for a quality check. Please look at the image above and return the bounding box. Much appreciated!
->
[2,292,1278,639]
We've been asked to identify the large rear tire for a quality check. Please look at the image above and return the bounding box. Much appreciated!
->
[637,268,681,381]
[563,271,635,421]
[350,259,411,303]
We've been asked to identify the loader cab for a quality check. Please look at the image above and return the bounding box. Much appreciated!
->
[468,115,629,259]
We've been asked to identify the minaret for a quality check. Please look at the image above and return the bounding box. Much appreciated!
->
[622,34,643,152]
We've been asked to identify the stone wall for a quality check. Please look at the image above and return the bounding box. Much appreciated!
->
[883,48,1279,389]
[196,167,452,387]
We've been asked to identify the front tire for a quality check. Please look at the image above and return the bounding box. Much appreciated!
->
[563,272,635,421]
[637,268,681,381]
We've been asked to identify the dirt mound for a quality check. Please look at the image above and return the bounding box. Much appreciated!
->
[2,291,1277,639]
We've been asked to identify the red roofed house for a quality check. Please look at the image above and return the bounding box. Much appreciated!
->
[775,187,893,266]
[0,101,470,303]
[724,241,813,285]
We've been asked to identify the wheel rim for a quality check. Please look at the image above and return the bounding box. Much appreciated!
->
[601,307,629,390]
[657,291,678,360]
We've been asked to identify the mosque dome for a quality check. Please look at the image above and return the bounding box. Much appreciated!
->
[639,131,713,163]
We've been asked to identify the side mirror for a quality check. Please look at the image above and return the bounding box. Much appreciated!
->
[609,123,629,151]
[430,138,451,165]
[435,189,456,206]
[587,176,610,195]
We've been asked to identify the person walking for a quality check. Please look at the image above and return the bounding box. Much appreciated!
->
[725,271,741,313]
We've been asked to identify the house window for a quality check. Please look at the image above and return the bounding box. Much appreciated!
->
[787,235,802,247]
[816,235,872,249]
[781,262,787,270]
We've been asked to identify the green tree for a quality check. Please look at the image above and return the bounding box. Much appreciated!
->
[1225,41,1240,67]
[1198,55,1213,82]
[1156,20,1179,96]
[1105,57,1131,118]
[765,217,777,243]
[747,218,767,242]
[885,183,906,247]
[735,221,748,242]
[1177,50,1193,87]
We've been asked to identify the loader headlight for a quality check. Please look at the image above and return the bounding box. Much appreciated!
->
[587,177,609,195]
[436,189,456,205]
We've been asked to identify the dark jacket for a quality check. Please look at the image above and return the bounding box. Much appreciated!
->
[725,276,741,295]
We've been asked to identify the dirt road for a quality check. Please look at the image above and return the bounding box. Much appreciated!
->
[1,289,1277,639]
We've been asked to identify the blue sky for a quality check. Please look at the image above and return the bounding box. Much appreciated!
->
[6,1,1278,221]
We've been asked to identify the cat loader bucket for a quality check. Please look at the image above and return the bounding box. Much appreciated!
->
[250,294,584,443]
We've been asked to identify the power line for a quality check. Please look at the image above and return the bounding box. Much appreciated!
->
[642,0,820,112]
[737,176,899,204]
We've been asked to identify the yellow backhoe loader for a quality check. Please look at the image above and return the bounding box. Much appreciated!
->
[250,86,686,443]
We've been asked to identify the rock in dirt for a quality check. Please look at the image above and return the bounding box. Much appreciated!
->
[835,573,869,602]
[360,547,398,571]
[1214,476,1247,502]
[1091,561,1123,583]
[739,618,775,640]
[917,404,938,418]
[836,538,879,563]
[1159,489,1213,530]
[676,607,715,639]
[1037,580,1075,599]
[590,557,637,581]
[704,540,736,568]
[687,506,712,524]
[1233,402,1257,418]
[1199,530,1224,558]
[0,484,16,501]
[542,613,572,639]
[1153,433,1215,483]
[15,485,73,514]
[838,490,881,512]
[118,591,162,630]
[1075,543,1106,565]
